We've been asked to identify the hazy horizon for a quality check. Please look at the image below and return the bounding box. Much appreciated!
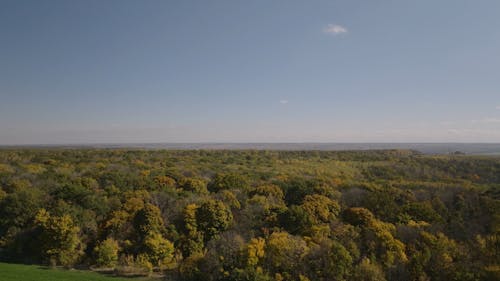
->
[1,0,500,144]
[3,142,500,156]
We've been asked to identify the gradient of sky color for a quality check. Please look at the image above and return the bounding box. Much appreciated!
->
[1,0,500,144]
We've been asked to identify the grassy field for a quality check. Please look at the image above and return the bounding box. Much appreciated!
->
[0,262,154,281]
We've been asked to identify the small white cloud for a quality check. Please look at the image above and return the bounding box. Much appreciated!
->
[279,100,289,104]
[323,24,348,35]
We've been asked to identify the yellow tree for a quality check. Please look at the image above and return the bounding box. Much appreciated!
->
[35,209,84,267]
[264,231,309,279]
[94,237,120,267]
[301,194,340,224]
[343,207,407,267]
[179,203,204,257]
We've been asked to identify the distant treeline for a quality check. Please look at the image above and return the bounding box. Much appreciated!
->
[0,149,498,281]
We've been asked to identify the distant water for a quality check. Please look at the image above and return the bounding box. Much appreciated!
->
[5,143,500,155]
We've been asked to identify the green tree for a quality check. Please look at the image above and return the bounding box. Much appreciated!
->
[202,232,246,280]
[0,187,44,236]
[196,199,233,242]
[408,231,460,281]
[264,231,309,279]
[133,203,165,240]
[208,173,249,192]
[306,240,353,281]
[130,203,175,267]
[279,205,313,235]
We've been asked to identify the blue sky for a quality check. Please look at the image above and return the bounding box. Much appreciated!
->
[1,0,500,144]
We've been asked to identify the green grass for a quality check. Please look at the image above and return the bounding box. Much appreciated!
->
[0,262,153,281]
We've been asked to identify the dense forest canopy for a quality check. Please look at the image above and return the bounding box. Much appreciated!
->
[0,149,498,281]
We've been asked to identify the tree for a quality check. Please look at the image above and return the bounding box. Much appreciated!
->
[247,237,266,267]
[244,186,287,232]
[342,207,375,226]
[279,205,313,235]
[130,203,175,267]
[217,190,241,210]
[202,231,246,280]
[342,207,407,267]
[281,178,320,205]
[208,173,249,193]
[196,199,233,242]
[35,209,84,267]
[178,253,205,281]
[0,147,499,279]
[250,184,284,201]
[133,203,165,240]
[154,175,177,190]
[180,203,204,257]
[264,231,309,279]
[301,194,340,224]
[104,191,158,250]
[94,237,120,267]
[0,187,44,236]
[351,258,386,281]
[144,231,175,267]
[180,178,208,194]
[306,240,353,281]
[227,267,273,281]
[408,231,460,281]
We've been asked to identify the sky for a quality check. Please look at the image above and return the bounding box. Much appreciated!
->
[1,0,500,144]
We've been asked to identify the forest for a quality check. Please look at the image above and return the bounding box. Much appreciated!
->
[0,149,498,281]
